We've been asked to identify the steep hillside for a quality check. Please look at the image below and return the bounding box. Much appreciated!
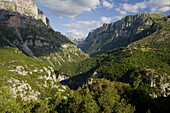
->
[79,13,167,56]
[0,47,70,101]
[61,16,170,98]
[0,0,88,101]
[41,44,88,70]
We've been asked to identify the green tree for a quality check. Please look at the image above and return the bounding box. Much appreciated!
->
[78,87,99,113]
[35,99,50,113]
[0,87,23,113]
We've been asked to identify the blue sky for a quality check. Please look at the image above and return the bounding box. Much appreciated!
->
[34,0,170,39]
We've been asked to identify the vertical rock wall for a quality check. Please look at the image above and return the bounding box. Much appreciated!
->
[0,0,49,25]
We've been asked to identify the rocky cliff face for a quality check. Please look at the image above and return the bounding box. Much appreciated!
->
[0,0,49,25]
[0,0,88,62]
[0,9,70,57]
[79,13,166,56]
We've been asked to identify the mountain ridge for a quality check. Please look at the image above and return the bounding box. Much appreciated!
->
[79,13,167,56]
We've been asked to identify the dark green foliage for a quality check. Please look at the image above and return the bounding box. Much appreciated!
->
[19,25,71,57]
[1,79,169,113]
[86,79,135,113]
[129,90,170,113]
[16,79,136,113]
[63,46,170,77]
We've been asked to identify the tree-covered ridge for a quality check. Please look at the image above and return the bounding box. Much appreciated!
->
[60,47,170,96]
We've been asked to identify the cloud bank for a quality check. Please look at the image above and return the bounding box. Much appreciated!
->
[101,17,112,23]
[36,0,100,17]
[121,0,170,13]
[102,0,114,9]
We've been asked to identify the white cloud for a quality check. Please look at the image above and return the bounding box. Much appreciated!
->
[87,28,93,31]
[122,2,147,13]
[147,0,170,8]
[121,0,170,13]
[150,7,158,12]
[113,16,124,21]
[63,21,101,28]
[67,29,86,38]
[101,17,112,23]
[115,8,127,15]
[122,4,138,13]
[36,0,100,17]
[103,0,114,9]
[119,10,127,15]
[158,6,170,12]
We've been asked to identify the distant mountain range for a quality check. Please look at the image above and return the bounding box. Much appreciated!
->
[68,37,85,45]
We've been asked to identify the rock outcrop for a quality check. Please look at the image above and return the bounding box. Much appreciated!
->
[0,0,49,25]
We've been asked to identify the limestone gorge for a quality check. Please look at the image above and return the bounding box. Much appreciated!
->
[0,0,170,113]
